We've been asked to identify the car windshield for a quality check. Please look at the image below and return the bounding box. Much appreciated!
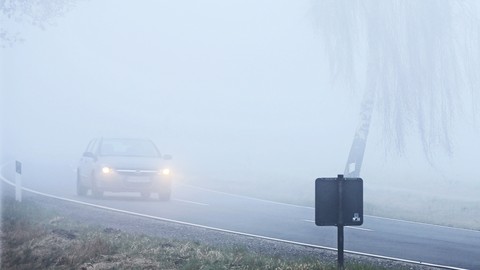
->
[99,139,160,157]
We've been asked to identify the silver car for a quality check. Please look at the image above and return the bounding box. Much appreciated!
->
[77,138,172,200]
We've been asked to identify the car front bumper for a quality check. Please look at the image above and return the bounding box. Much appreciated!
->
[94,170,171,193]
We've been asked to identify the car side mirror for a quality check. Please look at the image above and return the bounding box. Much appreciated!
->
[83,152,97,160]
[162,154,172,160]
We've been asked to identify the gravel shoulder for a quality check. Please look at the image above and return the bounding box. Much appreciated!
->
[19,192,445,270]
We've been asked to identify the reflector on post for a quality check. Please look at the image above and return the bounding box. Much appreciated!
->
[15,160,22,202]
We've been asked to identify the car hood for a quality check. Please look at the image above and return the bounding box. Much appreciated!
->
[97,156,165,170]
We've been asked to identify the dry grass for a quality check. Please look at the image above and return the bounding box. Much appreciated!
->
[1,195,393,270]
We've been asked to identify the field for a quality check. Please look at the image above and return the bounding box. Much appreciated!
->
[182,168,480,231]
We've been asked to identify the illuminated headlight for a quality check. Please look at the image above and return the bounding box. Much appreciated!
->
[102,166,113,174]
[161,168,170,175]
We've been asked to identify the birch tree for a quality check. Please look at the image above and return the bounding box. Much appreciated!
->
[313,0,480,177]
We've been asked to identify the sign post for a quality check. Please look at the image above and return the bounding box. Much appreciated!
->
[337,175,344,267]
[15,161,22,202]
[315,175,363,269]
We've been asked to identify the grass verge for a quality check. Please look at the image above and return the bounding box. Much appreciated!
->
[1,195,400,270]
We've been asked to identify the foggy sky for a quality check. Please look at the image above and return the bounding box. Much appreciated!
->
[1,0,479,188]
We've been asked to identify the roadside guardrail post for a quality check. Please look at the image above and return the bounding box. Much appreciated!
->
[15,160,22,202]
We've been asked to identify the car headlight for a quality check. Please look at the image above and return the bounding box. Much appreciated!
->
[161,168,170,175]
[102,166,113,174]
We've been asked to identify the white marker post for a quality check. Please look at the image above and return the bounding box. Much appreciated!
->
[15,161,22,202]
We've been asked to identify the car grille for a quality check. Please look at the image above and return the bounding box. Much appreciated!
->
[115,169,158,177]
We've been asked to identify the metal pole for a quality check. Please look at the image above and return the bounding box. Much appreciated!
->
[337,174,344,269]
[337,225,344,269]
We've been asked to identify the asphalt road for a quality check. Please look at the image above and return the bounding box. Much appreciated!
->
[3,164,480,270]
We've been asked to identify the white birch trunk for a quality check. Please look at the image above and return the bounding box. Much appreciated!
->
[344,88,375,177]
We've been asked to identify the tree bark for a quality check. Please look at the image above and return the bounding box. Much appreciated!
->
[344,88,375,177]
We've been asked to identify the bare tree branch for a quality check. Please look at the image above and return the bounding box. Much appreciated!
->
[0,0,79,47]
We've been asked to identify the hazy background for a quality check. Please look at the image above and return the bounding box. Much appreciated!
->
[1,0,480,227]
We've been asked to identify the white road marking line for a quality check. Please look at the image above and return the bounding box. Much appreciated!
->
[179,183,313,209]
[347,227,373,232]
[303,219,316,224]
[173,198,209,206]
[302,219,373,231]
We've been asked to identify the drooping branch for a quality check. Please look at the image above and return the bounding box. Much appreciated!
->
[313,0,479,174]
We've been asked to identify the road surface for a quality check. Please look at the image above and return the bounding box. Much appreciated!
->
[2,163,479,270]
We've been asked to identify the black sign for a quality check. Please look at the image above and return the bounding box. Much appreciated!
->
[15,161,22,174]
[315,176,363,226]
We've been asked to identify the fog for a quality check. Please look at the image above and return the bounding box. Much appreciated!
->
[1,1,480,212]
